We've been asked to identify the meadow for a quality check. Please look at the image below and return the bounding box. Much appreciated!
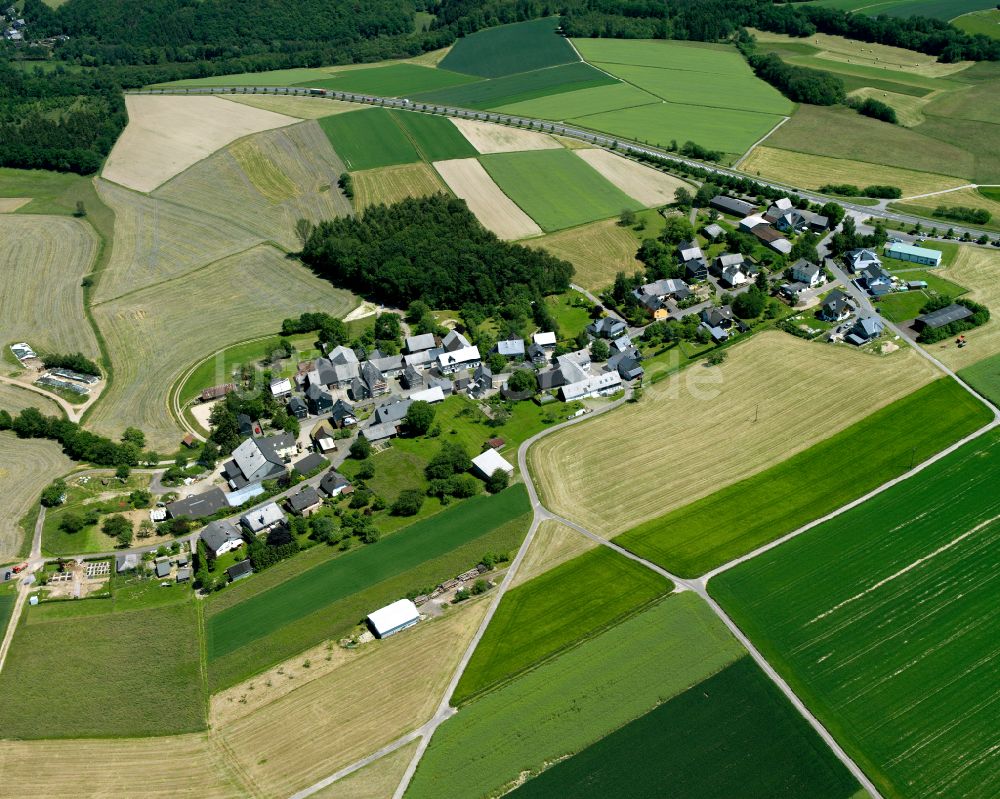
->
[530,219,642,291]
[438,17,578,78]
[495,82,659,121]
[224,94,367,118]
[213,601,489,799]
[891,187,1000,232]
[298,63,478,96]
[155,121,353,251]
[318,109,420,170]
[0,595,205,738]
[510,658,862,799]
[480,149,643,231]
[954,9,1000,39]
[616,378,992,577]
[89,244,355,450]
[712,430,1000,799]
[959,352,1000,406]
[405,593,742,799]
[0,584,15,639]
[387,109,478,161]
[452,546,672,704]
[0,215,99,362]
[352,162,448,211]
[531,332,937,542]
[413,62,616,110]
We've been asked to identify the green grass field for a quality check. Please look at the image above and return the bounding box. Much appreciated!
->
[439,17,578,78]
[495,81,659,120]
[794,0,994,20]
[413,61,617,110]
[155,67,337,87]
[615,379,992,577]
[959,352,1000,406]
[297,63,478,96]
[452,547,672,704]
[405,593,743,799]
[318,109,420,170]
[712,429,1000,799]
[0,594,204,738]
[954,9,1000,38]
[387,109,478,161]
[510,657,861,799]
[0,584,15,641]
[876,290,936,322]
[206,487,531,688]
[480,150,643,231]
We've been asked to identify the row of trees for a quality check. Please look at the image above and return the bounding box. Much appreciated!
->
[0,407,147,467]
[932,205,992,225]
[819,184,901,199]
[40,351,102,376]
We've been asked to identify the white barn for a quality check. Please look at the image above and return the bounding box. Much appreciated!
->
[367,598,420,639]
[471,448,514,481]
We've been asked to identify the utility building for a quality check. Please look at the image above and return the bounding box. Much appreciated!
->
[366,598,420,639]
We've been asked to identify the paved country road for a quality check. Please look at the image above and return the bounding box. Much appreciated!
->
[131,85,998,242]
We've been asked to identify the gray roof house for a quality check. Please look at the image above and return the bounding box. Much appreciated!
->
[405,333,437,353]
[373,398,412,425]
[115,553,140,573]
[167,487,228,520]
[287,395,308,420]
[360,421,398,442]
[615,355,645,381]
[441,330,471,352]
[846,316,885,345]
[201,520,244,558]
[701,306,735,329]
[320,471,352,497]
[293,452,327,477]
[790,259,823,288]
[227,559,253,582]
[703,223,725,240]
[331,398,357,427]
[240,502,286,534]
[588,316,627,339]
[360,361,388,398]
[370,355,404,378]
[155,560,171,578]
[288,486,322,516]
[496,338,526,357]
[916,304,973,330]
[222,434,295,489]
[820,289,854,321]
[305,383,333,415]
[710,195,755,217]
[401,364,423,390]
[677,240,703,263]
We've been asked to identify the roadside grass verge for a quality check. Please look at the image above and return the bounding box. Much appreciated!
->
[480,149,643,232]
[710,429,1000,799]
[0,595,205,738]
[452,546,672,705]
[318,109,420,170]
[509,657,861,799]
[404,593,743,799]
[616,378,992,577]
[438,18,578,78]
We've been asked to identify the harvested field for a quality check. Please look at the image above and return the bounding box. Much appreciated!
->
[223,94,366,118]
[89,244,355,449]
[0,434,72,562]
[926,246,1000,370]
[530,219,642,292]
[573,148,694,207]
[102,95,296,193]
[510,520,597,588]
[847,86,933,127]
[94,179,265,302]
[0,198,29,212]
[0,383,62,416]
[352,162,448,211]
[449,117,561,153]
[739,145,966,197]
[0,215,98,360]
[712,430,1000,799]
[154,122,352,250]
[531,332,936,540]
[405,594,743,799]
[0,734,245,799]
[214,600,489,799]
[893,185,1000,222]
[433,158,541,240]
[311,742,418,799]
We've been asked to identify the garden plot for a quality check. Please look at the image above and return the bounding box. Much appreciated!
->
[433,158,541,239]
[154,121,352,251]
[102,95,297,193]
[530,332,936,540]
[0,435,72,561]
[573,148,694,207]
[449,117,561,153]
[0,214,99,361]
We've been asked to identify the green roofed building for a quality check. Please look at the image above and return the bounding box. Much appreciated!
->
[884,243,942,267]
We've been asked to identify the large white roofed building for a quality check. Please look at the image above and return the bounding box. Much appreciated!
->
[367,598,420,638]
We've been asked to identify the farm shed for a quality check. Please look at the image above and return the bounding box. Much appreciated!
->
[472,448,515,481]
[710,195,754,217]
[915,304,973,330]
[884,243,942,267]
[227,559,253,582]
[367,598,420,639]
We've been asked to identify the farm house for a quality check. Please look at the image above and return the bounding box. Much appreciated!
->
[366,598,420,639]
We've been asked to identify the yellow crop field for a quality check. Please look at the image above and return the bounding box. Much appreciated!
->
[310,742,418,799]
[154,122,353,252]
[213,599,488,799]
[530,332,937,538]
[574,149,694,207]
[352,162,449,211]
[0,215,99,361]
[847,86,933,128]
[530,218,642,292]
[739,146,966,197]
[0,734,246,799]
[94,179,266,303]
[224,95,367,119]
[511,520,597,588]
[89,244,355,449]
[926,246,1000,370]
[0,434,72,561]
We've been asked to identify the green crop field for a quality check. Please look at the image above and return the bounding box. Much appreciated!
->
[206,487,531,689]
[807,0,995,19]
[495,81,659,120]
[452,547,672,704]
[574,38,746,72]
[413,61,617,110]
[0,595,204,738]
[712,429,1000,799]
[155,67,339,87]
[318,109,420,170]
[387,109,478,161]
[297,63,478,96]
[0,585,15,640]
[959,352,1000,406]
[509,657,861,799]
[480,150,643,231]
[405,593,743,799]
[616,379,992,577]
[439,17,578,78]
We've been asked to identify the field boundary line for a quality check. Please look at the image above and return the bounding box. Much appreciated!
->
[0,587,26,677]
[899,183,977,201]
[733,115,790,169]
